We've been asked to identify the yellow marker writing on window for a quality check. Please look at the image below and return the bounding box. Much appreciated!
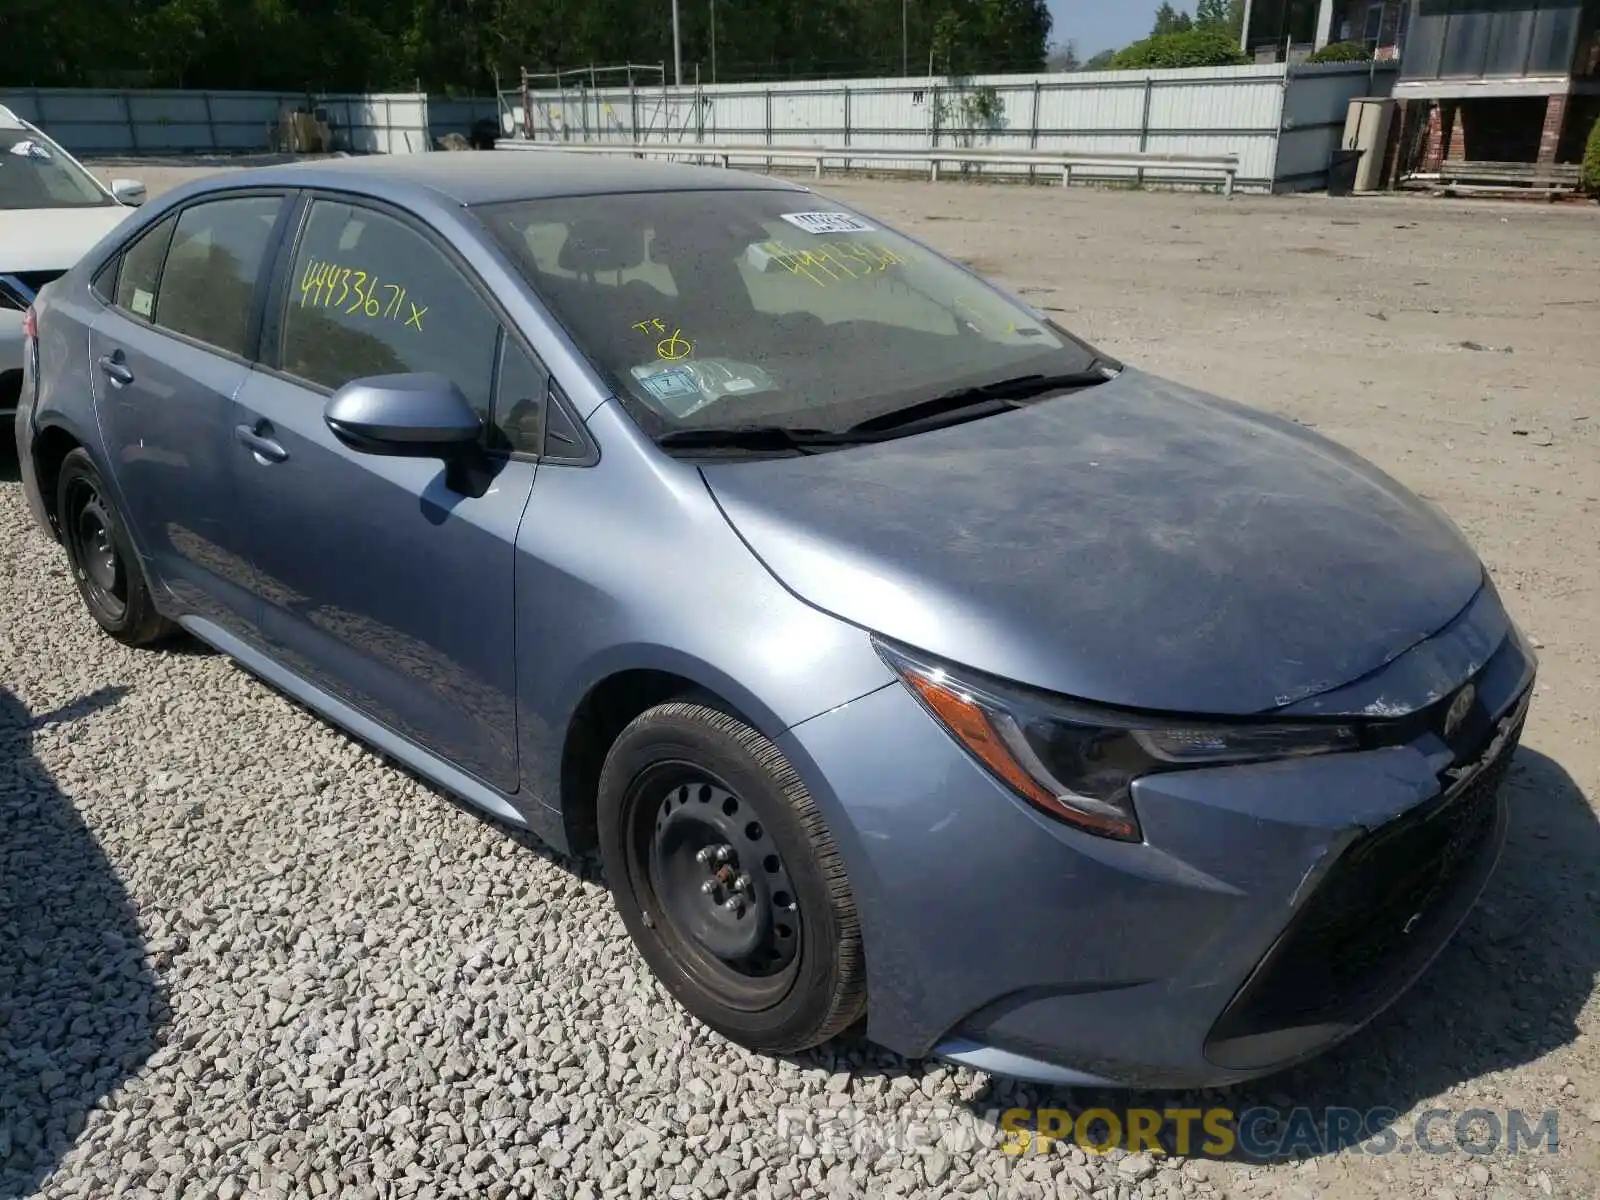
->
[656,329,692,361]
[296,257,421,331]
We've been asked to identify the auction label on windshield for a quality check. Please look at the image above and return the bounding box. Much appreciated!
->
[780,212,875,235]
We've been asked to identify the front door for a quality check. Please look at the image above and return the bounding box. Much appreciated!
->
[90,193,288,637]
[231,197,537,793]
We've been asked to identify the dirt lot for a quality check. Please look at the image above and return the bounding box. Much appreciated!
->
[21,160,1593,1198]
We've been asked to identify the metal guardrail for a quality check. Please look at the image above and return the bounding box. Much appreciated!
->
[497,139,1241,195]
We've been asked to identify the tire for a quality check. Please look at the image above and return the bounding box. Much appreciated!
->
[55,448,174,647]
[598,700,867,1054]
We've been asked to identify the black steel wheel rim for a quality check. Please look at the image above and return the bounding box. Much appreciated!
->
[65,479,127,621]
[627,762,803,1011]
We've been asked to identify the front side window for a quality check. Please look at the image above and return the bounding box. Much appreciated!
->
[494,337,546,454]
[0,129,112,209]
[279,200,499,417]
[155,196,284,358]
[113,216,178,321]
[477,190,1096,436]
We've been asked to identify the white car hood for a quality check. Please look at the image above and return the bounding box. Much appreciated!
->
[1,206,132,273]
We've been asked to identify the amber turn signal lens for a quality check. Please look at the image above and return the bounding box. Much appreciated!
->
[902,669,1139,840]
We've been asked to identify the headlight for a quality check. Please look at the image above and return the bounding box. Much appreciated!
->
[875,639,1358,843]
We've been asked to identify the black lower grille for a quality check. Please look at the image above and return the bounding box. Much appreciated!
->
[1208,724,1520,1063]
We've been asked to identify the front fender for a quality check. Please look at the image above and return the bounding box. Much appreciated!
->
[512,402,897,823]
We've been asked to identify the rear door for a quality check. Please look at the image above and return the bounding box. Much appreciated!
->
[89,191,291,637]
[230,196,540,792]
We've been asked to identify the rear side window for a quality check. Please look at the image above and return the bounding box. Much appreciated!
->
[154,195,283,358]
[113,216,177,320]
[279,200,499,416]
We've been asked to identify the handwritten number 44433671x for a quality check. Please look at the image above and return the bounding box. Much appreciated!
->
[299,259,428,332]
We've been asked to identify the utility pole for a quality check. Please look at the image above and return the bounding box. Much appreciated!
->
[672,0,683,87]
[711,0,717,84]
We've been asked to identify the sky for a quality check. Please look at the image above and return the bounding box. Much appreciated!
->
[1050,1,1191,57]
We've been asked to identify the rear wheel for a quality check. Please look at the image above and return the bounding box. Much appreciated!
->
[56,448,174,647]
[598,701,866,1053]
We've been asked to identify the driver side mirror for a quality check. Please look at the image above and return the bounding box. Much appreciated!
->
[324,373,482,460]
[110,178,146,207]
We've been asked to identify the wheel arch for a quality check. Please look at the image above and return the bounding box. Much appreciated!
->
[28,422,90,538]
[558,662,769,858]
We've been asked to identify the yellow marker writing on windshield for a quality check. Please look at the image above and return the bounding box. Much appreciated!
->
[656,329,692,361]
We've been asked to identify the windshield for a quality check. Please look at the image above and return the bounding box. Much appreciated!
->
[0,129,111,210]
[477,190,1099,435]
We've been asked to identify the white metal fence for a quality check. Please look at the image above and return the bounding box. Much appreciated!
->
[3,63,1397,192]
[509,66,1285,188]
[0,89,431,156]
[508,63,1397,191]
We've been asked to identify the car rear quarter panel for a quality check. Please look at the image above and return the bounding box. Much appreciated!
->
[20,278,110,535]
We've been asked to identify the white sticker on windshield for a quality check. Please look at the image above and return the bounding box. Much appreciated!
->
[780,212,875,235]
[131,288,154,318]
[9,139,52,160]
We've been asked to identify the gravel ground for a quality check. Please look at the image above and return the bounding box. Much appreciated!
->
[1,165,1597,1200]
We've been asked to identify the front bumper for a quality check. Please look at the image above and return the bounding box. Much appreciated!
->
[779,603,1535,1089]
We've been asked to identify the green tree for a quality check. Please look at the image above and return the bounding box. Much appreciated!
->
[1112,27,1248,69]
[1195,0,1245,36]
[1046,38,1081,71]
[1582,113,1600,195]
[1151,2,1193,36]
[1306,41,1373,63]
[0,0,1056,89]
[1082,48,1119,71]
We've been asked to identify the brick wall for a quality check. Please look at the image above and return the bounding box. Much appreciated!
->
[1422,102,1444,171]
[1447,101,1468,161]
[1538,95,1569,164]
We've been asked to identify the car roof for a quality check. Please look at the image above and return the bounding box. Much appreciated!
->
[198,151,810,207]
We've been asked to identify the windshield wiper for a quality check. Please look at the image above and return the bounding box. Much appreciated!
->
[846,360,1120,436]
[655,425,857,454]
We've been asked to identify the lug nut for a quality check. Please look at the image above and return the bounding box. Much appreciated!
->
[714,845,733,865]
[700,880,718,895]
[696,846,715,865]
[732,873,752,894]
[722,896,745,916]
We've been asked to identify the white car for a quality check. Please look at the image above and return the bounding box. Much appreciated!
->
[1,105,146,416]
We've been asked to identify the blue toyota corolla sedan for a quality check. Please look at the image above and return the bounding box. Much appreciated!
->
[14,153,1536,1087]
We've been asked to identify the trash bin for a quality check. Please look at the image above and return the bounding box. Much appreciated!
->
[1327,149,1364,197]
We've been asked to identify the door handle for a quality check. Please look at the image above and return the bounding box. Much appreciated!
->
[97,354,134,387]
[234,423,288,464]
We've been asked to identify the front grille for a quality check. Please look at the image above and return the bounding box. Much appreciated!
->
[1207,714,1522,1060]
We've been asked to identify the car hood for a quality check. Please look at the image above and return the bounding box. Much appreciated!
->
[1,206,130,273]
[700,369,1486,716]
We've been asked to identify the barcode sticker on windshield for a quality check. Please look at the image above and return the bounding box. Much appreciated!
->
[780,212,875,235]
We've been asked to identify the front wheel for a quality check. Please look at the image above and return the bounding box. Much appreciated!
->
[597,701,866,1054]
[56,448,174,647]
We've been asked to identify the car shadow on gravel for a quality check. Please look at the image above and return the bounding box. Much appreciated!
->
[846,747,1598,1164]
[0,685,165,1196]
